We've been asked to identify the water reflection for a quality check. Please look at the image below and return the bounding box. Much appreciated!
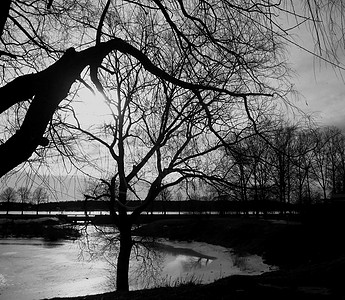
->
[0,237,110,300]
[168,254,213,272]
[40,240,66,248]
[86,229,276,290]
[0,227,276,299]
[0,239,64,248]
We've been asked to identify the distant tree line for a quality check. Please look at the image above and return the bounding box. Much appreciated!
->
[0,186,49,214]
[2,124,345,215]
[211,124,345,205]
[0,198,295,217]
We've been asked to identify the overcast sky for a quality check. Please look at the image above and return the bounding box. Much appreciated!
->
[287,21,345,130]
[3,6,345,200]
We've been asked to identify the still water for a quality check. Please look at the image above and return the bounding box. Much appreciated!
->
[0,227,276,300]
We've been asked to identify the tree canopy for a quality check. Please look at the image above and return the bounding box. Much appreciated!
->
[1,0,344,178]
[1,0,345,292]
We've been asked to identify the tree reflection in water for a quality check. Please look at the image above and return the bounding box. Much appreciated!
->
[104,238,209,290]
[77,225,215,290]
[77,226,275,290]
[77,226,170,289]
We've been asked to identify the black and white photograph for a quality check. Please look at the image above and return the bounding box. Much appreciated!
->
[1,1,345,299]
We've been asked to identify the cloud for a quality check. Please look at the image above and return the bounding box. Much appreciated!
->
[288,32,345,128]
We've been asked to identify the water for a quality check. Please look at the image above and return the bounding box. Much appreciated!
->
[0,227,276,300]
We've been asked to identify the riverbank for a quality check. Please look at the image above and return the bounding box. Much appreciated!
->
[0,217,80,240]
[47,216,345,299]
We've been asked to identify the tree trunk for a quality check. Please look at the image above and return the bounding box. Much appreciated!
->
[343,163,345,192]
[116,223,133,292]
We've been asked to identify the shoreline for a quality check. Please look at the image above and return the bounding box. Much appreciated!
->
[0,217,80,240]
[46,216,345,299]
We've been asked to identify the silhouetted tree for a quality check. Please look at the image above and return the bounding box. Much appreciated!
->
[0,1,344,179]
[0,0,345,293]
[292,129,317,204]
[0,186,17,214]
[157,187,172,215]
[175,191,183,215]
[311,128,335,199]
[32,187,49,214]
[17,186,31,214]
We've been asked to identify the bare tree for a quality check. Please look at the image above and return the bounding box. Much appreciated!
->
[291,129,317,205]
[17,186,31,214]
[324,127,345,195]
[311,128,334,200]
[0,0,345,293]
[1,1,344,179]
[32,186,49,214]
[333,131,345,193]
[0,186,17,214]
[75,27,283,287]
[157,186,173,215]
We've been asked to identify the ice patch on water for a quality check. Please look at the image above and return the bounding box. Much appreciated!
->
[2,252,17,256]
[0,274,7,287]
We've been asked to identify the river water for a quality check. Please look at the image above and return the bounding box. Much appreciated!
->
[0,227,276,300]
